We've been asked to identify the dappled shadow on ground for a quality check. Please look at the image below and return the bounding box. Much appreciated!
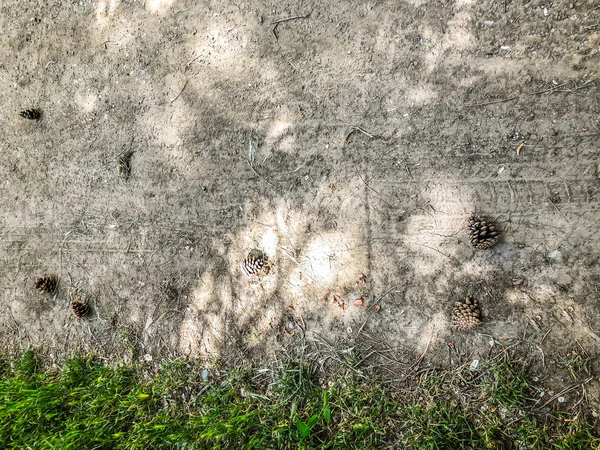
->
[0,0,599,402]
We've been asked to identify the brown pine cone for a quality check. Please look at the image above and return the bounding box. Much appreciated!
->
[118,151,133,181]
[241,250,269,277]
[452,296,481,332]
[19,109,41,120]
[467,215,500,250]
[35,275,57,294]
[70,291,91,319]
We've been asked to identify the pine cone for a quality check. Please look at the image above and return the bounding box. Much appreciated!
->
[241,250,269,277]
[70,292,91,319]
[452,296,481,332]
[19,109,41,120]
[467,215,500,250]
[35,275,57,294]
[118,151,133,181]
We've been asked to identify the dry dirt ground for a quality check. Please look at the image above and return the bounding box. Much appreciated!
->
[1,0,599,405]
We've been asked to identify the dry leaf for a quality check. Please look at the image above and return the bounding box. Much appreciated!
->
[353,298,363,307]
[516,143,524,156]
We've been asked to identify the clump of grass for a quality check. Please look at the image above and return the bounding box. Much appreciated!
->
[0,349,598,449]
[485,351,532,409]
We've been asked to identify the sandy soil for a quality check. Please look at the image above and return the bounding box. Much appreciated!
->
[1,0,599,404]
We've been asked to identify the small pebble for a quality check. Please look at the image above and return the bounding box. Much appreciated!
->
[547,250,563,263]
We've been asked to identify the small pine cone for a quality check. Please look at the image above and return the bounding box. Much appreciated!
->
[467,215,500,250]
[117,151,133,181]
[452,296,481,332]
[35,275,57,294]
[19,109,41,120]
[241,250,269,277]
[70,291,90,318]
[71,299,91,319]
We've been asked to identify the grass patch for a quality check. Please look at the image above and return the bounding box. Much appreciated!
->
[0,350,598,449]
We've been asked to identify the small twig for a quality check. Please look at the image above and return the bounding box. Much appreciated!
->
[557,79,595,93]
[539,327,552,344]
[247,131,276,188]
[271,13,310,40]
[101,40,118,49]
[432,228,463,238]
[170,80,188,104]
[354,167,384,198]
[413,328,435,372]
[419,243,453,260]
[376,283,404,303]
[183,55,201,71]
[272,14,311,25]
[349,126,375,139]
[464,80,595,107]
[534,344,546,369]
[537,378,593,409]
[465,96,518,107]
[346,126,395,144]
[529,82,570,96]
[550,200,568,223]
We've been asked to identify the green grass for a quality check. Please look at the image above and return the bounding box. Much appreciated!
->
[0,349,598,449]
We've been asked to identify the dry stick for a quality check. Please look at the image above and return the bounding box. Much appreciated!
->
[534,344,546,369]
[537,377,593,409]
[539,327,552,344]
[279,246,322,287]
[247,161,276,187]
[465,79,594,107]
[354,167,385,199]
[432,227,463,238]
[247,131,276,188]
[183,55,201,71]
[550,200,568,223]
[529,81,570,95]
[170,80,188,104]
[346,126,395,144]
[413,328,435,372]
[465,96,518,107]
[419,243,453,260]
[376,283,404,303]
[349,126,375,139]
[271,13,310,39]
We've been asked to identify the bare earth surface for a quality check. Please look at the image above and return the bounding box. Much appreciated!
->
[1,0,599,405]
